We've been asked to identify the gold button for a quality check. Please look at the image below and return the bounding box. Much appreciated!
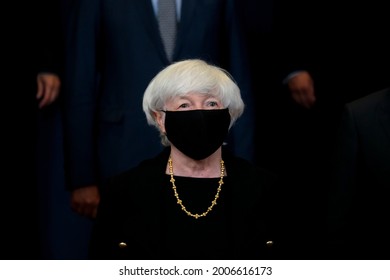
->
[266,240,273,247]
[118,242,127,249]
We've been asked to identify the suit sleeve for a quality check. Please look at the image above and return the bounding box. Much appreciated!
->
[63,0,101,190]
[225,0,255,162]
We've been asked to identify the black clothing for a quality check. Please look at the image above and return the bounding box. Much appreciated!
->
[89,147,281,260]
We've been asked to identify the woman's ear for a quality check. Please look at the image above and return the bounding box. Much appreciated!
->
[154,111,166,134]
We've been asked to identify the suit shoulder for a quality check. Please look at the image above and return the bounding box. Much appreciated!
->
[348,87,389,114]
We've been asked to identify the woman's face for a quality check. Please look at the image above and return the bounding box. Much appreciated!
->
[155,92,223,133]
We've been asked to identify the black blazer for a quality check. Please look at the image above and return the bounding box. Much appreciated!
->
[63,0,254,189]
[89,148,281,260]
[328,88,390,259]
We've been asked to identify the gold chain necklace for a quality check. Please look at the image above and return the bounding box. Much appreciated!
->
[168,156,225,219]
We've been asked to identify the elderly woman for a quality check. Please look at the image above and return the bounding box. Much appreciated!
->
[89,59,280,260]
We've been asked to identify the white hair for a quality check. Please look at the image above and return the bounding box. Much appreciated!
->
[142,59,245,145]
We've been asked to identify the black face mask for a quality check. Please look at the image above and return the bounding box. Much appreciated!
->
[164,109,231,160]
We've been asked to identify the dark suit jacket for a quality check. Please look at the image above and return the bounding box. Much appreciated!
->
[2,0,64,259]
[63,0,254,190]
[89,148,281,260]
[328,88,390,259]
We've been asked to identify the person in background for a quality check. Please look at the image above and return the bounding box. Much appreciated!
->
[36,0,99,259]
[236,0,321,258]
[328,87,390,259]
[63,0,255,220]
[88,59,281,260]
[240,0,389,258]
[2,0,62,259]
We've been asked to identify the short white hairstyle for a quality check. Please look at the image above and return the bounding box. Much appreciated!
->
[142,59,245,145]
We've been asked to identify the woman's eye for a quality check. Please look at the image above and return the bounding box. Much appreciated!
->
[178,104,189,109]
[208,101,218,107]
